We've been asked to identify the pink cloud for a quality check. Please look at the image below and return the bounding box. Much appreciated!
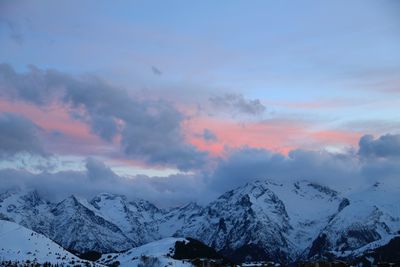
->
[0,98,363,165]
[184,117,307,155]
[0,99,109,155]
[184,116,362,156]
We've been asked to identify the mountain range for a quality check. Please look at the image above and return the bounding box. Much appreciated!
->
[0,179,399,265]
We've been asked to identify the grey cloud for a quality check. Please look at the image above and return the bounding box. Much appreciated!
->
[151,66,162,76]
[202,128,218,142]
[7,21,24,45]
[0,19,24,45]
[120,100,208,171]
[209,147,361,193]
[360,158,400,181]
[359,134,400,159]
[86,157,119,182]
[0,112,45,157]
[90,115,119,142]
[0,64,59,104]
[0,158,208,207]
[209,93,266,116]
[0,64,207,170]
[1,133,399,207]
[357,134,400,182]
[209,133,400,194]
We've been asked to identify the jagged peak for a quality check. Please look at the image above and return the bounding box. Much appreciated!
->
[0,187,21,201]
[94,192,127,201]
[306,182,339,198]
[62,194,79,205]
[218,178,280,200]
[90,192,128,207]
[179,201,203,211]
[0,188,47,208]
[20,189,43,204]
[55,194,90,209]
[129,198,161,213]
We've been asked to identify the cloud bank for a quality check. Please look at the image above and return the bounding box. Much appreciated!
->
[0,158,207,207]
[1,134,399,206]
[0,64,207,170]
[0,64,399,206]
[359,134,400,159]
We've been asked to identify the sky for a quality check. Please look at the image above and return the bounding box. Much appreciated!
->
[0,0,400,206]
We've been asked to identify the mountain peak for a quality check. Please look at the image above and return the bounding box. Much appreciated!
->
[20,189,44,206]
[95,192,127,200]
[1,178,399,263]
[179,201,202,211]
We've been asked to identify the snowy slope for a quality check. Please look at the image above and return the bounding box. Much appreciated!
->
[97,238,192,267]
[158,202,204,238]
[308,181,400,259]
[89,193,162,244]
[50,195,133,253]
[0,189,53,236]
[0,219,101,266]
[0,190,133,253]
[264,180,344,252]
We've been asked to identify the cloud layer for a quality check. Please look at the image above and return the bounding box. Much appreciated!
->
[0,157,207,207]
[1,134,399,206]
[0,64,399,206]
[0,64,207,170]
[359,134,400,159]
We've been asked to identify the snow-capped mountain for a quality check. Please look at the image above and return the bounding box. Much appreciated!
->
[89,193,162,244]
[50,195,133,253]
[307,182,400,260]
[0,219,101,266]
[0,189,133,253]
[0,189,53,236]
[175,180,345,262]
[1,179,399,263]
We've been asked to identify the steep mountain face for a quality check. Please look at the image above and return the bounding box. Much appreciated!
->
[179,181,294,262]
[89,193,162,244]
[1,179,399,263]
[175,180,344,263]
[50,195,133,253]
[157,201,204,238]
[0,190,133,253]
[0,189,53,236]
[308,182,400,260]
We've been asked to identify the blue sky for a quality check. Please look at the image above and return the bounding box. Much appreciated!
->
[2,1,399,107]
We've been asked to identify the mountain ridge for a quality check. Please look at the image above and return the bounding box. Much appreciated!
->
[1,179,399,263]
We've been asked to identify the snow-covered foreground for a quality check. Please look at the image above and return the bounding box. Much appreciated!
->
[97,237,193,267]
[0,219,101,266]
